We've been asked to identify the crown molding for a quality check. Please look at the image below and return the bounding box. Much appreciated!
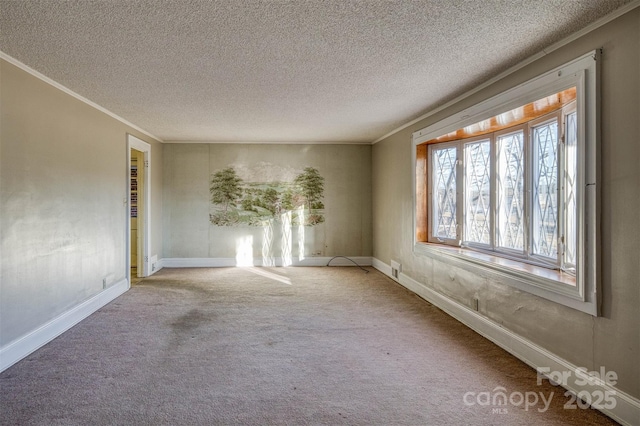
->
[0,51,163,143]
[164,139,371,145]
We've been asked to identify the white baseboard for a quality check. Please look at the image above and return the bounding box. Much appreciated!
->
[0,278,129,373]
[372,258,640,426]
[372,257,393,276]
[162,256,372,268]
[162,258,236,268]
[149,256,163,275]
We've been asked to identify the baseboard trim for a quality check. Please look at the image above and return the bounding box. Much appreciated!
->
[372,258,640,426]
[372,257,394,276]
[0,278,129,373]
[148,257,163,276]
[161,256,372,268]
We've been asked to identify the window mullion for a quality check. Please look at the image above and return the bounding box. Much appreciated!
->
[490,135,496,251]
[558,113,566,270]
[524,124,532,260]
[456,143,464,245]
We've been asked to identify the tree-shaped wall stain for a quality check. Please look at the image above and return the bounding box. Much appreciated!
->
[209,166,325,226]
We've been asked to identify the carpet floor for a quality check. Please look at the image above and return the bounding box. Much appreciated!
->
[0,267,616,425]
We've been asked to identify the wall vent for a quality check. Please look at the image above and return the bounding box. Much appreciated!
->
[390,260,402,280]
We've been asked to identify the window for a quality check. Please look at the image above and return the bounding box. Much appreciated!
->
[427,103,576,272]
[413,51,600,315]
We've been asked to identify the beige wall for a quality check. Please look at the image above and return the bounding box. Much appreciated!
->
[372,9,639,397]
[0,59,163,347]
[1,5,636,403]
[163,143,372,260]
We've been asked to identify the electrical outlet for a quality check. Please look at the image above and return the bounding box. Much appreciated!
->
[102,278,107,289]
[472,297,479,311]
[312,251,322,256]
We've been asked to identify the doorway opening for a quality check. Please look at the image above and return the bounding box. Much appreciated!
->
[127,135,151,286]
[130,148,143,282]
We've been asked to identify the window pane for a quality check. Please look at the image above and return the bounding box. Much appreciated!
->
[464,140,491,245]
[532,120,559,259]
[564,111,578,269]
[433,147,457,240]
[496,131,525,251]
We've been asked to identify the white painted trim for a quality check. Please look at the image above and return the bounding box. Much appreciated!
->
[411,51,600,316]
[371,0,639,145]
[0,278,129,373]
[412,52,596,144]
[127,135,152,279]
[129,135,152,152]
[372,258,640,426]
[165,140,371,145]
[324,256,372,267]
[161,257,372,268]
[148,255,163,276]
[412,243,596,315]
[163,258,236,268]
[372,257,394,277]
[0,51,162,142]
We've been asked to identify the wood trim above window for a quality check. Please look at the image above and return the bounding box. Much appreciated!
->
[421,87,576,146]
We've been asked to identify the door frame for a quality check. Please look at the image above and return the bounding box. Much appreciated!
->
[127,134,151,282]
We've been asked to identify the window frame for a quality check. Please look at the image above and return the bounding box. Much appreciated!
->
[426,111,571,270]
[427,140,462,246]
[561,101,578,274]
[462,136,493,250]
[528,111,562,267]
[412,51,600,315]
[493,124,528,258]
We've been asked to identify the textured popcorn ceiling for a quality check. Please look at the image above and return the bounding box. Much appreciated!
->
[0,0,633,143]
